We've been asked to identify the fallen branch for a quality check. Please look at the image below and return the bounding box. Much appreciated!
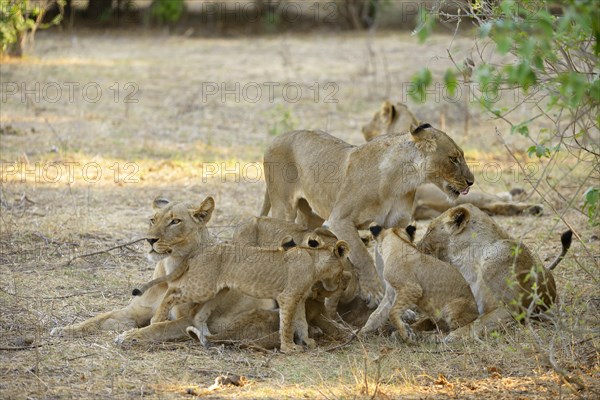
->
[0,286,100,300]
[66,238,146,266]
[0,343,43,351]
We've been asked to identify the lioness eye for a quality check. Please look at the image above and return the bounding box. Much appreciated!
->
[170,219,181,225]
[450,156,459,164]
[150,218,156,225]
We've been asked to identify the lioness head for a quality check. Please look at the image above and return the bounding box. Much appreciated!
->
[145,196,215,261]
[361,100,419,141]
[410,123,474,199]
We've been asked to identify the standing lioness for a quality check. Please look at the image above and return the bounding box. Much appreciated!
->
[261,125,474,306]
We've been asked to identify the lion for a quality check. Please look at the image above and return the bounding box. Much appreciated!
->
[233,216,360,302]
[359,225,479,341]
[131,233,351,353]
[361,100,420,142]
[362,100,544,219]
[260,124,474,307]
[51,196,277,348]
[417,204,572,340]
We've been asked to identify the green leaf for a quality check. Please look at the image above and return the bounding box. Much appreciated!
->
[409,68,433,103]
[527,145,550,158]
[443,69,457,98]
[414,8,435,44]
[495,35,513,54]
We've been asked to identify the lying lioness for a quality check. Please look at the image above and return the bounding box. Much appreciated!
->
[132,237,351,353]
[52,196,276,347]
[360,225,479,341]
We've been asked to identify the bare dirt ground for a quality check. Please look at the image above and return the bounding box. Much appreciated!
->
[1,29,598,399]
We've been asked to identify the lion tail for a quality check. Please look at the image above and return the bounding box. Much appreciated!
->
[132,262,188,296]
[546,230,573,271]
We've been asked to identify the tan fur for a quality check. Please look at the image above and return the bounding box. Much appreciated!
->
[135,222,351,353]
[417,204,569,340]
[51,196,275,346]
[233,216,359,305]
[362,100,544,219]
[261,125,474,307]
[360,226,478,341]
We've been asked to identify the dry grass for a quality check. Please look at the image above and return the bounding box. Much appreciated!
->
[1,30,598,399]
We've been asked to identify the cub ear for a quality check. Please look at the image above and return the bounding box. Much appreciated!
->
[334,240,350,258]
[303,233,323,248]
[405,224,417,242]
[152,196,170,210]
[369,225,383,238]
[381,100,397,124]
[444,206,471,234]
[280,236,296,250]
[191,196,215,223]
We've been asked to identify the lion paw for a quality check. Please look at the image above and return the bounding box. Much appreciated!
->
[280,342,305,353]
[401,309,418,324]
[303,338,317,349]
[115,329,139,347]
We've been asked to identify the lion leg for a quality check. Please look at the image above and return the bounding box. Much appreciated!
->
[116,316,195,346]
[328,220,384,307]
[296,198,325,230]
[277,293,305,353]
[442,297,480,332]
[388,284,422,343]
[269,195,298,222]
[51,284,168,337]
[444,307,514,342]
[151,287,182,324]
[360,283,395,335]
[186,299,224,347]
[412,205,443,220]
[293,300,316,349]
[479,202,543,216]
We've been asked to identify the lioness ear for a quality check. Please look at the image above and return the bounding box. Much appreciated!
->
[369,225,383,238]
[152,197,170,210]
[445,207,471,234]
[381,101,397,124]
[334,240,350,258]
[405,225,417,242]
[191,196,215,223]
[280,236,296,250]
[410,123,437,152]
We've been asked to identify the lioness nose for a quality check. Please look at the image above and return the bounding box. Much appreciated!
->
[466,179,474,186]
[146,238,158,245]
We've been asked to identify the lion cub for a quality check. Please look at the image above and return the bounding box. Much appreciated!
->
[132,237,350,353]
[360,225,478,341]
